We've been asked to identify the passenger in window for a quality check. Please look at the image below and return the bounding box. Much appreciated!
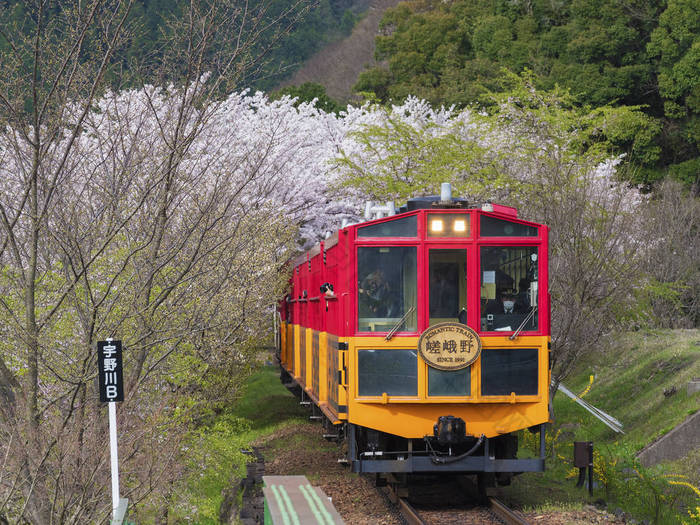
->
[359,269,392,316]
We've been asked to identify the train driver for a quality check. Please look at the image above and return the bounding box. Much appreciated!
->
[486,289,522,315]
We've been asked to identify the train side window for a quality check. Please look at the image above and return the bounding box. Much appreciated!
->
[358,246,417,332]
[481,215,538,237]
[357,215,417,237]
[480,246,538,332]
[358,349,418,396]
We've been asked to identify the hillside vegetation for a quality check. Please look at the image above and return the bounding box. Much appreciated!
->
[350,0,699,187]
[278,0,402,101]
[0,0,370,91]
[519,328,700,524]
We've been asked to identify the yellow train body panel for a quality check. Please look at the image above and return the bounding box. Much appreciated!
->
[346,335,549,439]
[280,322,550,438]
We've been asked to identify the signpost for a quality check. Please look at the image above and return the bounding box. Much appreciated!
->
[97,339,128,524]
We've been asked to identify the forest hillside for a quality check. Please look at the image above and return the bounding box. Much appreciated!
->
[0,0,371,91]
[287,0,700,189]
[278,0,401,101]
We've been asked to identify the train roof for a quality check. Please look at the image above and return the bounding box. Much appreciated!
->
[291,199,546,270]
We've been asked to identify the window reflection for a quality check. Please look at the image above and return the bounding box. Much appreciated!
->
[481,215,538,237]
[428,366,470,396]
[358,247,417,332]
[481,348,538,395]
[358,349,418,396]
[358,215,417,237]
[480,246,538,332]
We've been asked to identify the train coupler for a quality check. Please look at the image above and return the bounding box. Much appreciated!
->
[433,415,467,446]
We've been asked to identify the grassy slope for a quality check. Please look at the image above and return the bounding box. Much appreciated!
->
[561,329,699,451]
[169,367,307,524]
[502,329,700,524]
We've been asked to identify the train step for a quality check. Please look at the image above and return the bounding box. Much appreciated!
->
[263,475,345,524]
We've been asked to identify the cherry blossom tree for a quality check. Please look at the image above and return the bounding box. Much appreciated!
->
[0,0,314,522]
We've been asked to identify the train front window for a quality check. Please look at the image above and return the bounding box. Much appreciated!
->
[358,246,417,332]
[481,215,538,237]
[481,348,538,396]
[480,246,538,332]
[428,367,470,396]
[429,249,467,326]
[357,215,417,237]
[358,349,418,396]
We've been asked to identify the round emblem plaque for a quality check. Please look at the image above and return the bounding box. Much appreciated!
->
[417,322,482,371]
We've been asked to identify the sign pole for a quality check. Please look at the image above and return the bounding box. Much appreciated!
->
[97,337,125,522]
[109,400,120,519]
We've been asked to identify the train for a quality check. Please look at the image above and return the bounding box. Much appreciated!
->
[276,184,550,493]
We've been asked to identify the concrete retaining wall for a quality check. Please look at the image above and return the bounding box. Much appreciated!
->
[637,410,700,467]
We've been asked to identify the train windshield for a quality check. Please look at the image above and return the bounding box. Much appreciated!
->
[480,246,538,332]
[481,215,538,237]
[358,246,417,332]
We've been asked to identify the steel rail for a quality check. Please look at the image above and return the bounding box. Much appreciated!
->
[396,495,425,525]
[489,497,531,525]
[381,483,426,525]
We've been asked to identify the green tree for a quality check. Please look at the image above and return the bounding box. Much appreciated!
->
[273,82,344,113]
[351,0,693,185]
[647,0,700,185]
[648,0,700,119]
[335,107,508,201]
[0,0,310,521]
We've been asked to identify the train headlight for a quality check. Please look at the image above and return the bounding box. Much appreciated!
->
[453,219,467,232]
[430,218,444,232]
[428,213,470,237]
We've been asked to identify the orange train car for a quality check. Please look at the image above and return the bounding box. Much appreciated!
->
[277,186,550,487]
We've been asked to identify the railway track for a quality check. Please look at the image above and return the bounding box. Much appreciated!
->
[381,476,530,525]
[488,497,531,525]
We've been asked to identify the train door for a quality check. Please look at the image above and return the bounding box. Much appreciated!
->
[428,248,468,326]
[426,248,472,397]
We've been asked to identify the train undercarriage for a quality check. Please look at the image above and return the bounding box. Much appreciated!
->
[282,368,546,494]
